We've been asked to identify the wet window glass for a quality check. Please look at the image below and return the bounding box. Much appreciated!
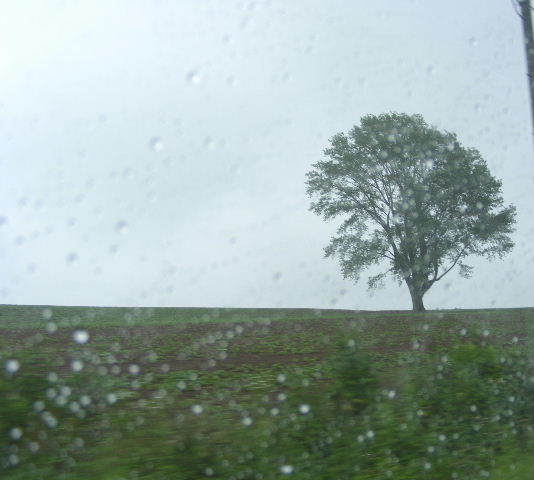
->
[1,1,533,478]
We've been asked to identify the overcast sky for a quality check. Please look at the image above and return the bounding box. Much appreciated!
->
[0,0,532,310]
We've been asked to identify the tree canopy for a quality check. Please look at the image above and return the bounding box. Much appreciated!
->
[305,113,516,311]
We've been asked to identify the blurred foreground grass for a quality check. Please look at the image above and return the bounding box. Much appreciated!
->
[1,305,532,479]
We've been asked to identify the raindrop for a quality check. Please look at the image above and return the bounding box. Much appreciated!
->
[5,359,20,373]
[426,65,435,76]
[277,373,286,383]
[128,364,140,375]
[46,322,57,333]
[42,412,58,428]
[469,37,479,47]
[28,441,40,453]
[299,404,310,414]
[73,330,89,344]
[203,137,215,150]
[366,430,375,439]
[192,404,203,415]
[460,328,467,336]
[149,137,163,152]
[280,465,293,475]
[66,253,78,265]
[115,220,129,234]
[42,308,53,320]
[242,417,253,426]
[387,390,396,399]
[186,70,201,85]
[71,360,84,372]
[0,216,7,226]
[9,427,22,440]
[106,393,117,404]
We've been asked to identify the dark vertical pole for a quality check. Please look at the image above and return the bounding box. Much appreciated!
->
[518,0,534,134]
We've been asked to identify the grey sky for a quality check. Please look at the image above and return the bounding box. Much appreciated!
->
[1,0,532,310]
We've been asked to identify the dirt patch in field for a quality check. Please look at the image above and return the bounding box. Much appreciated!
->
[2,312,532,375]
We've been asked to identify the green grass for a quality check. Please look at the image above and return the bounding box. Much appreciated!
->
[1,305,532,479]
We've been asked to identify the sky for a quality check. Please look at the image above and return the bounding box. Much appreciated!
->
[0,0,532,310]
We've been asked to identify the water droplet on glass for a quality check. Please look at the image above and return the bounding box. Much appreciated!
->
[277,374,286,383]
[5,359,20,373]
[71,360,84,372]
[46,322,57,333]
[73,330,89,344]
[0,216,8,226]
[203,137,215,150]
[186,70,201,85]
[29,441,40,453]
[9,427,22,440]
[192,404,203,415]
[66,253,78,265]
[149,137,163,152]
[106,393,117,404]
[280,465,293,475]
[299,404,311,414]
[387,390,396,399]
[426,65,435,76]
[469,37,478,47]
[115,220,129,234]
[129,364,140,375]
[42,308,53,320]
[366,430,375,439]
[242,416,253,426]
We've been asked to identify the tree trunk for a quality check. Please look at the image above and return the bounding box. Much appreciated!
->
[406,279,426,312]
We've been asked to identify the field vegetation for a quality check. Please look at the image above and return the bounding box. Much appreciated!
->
[1,305,532,479]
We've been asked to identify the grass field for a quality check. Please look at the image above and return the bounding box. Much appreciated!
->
[1,305,533,479]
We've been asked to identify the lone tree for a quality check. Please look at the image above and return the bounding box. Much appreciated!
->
[305,113,516,311]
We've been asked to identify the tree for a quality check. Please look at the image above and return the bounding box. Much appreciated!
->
[305,113,516,311]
